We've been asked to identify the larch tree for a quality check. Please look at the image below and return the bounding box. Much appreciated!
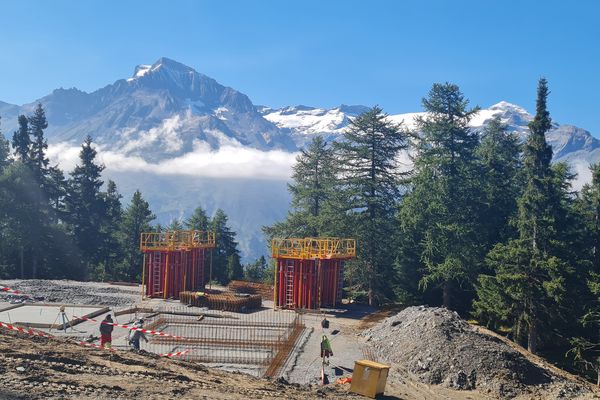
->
[399,83,483,310]
[121,189,155,281]
[335,106,409,305]
[474,78,573,354]
[66,136,107,279]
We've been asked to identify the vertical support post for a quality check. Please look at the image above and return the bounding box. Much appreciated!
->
[273,258,278,309]
[163,252,170,300]
[141,252,146,301]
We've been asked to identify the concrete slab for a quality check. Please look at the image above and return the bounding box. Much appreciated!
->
[0,304,107,327]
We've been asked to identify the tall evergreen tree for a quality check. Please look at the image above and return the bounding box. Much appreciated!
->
[335,106,409,305]
[0,117,11,172]
[474,78,573,354]
[476,116,522,245]
[99,180,123,280]
[66,136,106,279]
[245,255,268,282]
[121,190,155,281]
[210,209,241,284]
[12,115,30,163]
[399,83,482,309]
[167,219,184,231]
[227,253,243,281]
[185,206,210,230]
[28,103,50,184]
[263,136,340,240]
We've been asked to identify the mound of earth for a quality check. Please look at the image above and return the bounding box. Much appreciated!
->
[0,280,139,307]
[361,306,592,399]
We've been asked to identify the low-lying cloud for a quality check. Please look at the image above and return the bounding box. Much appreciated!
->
[47,141,298,180]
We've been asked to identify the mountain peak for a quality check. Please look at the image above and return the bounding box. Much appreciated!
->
[488,101,529,115]
[127,57,196,82]
[151,57,196,73]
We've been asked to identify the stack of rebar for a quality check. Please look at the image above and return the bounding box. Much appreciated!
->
[228,280,274,299]
[179,290,262,312]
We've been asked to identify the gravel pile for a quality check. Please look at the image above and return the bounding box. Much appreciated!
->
[361,306,589,399]
[0,280,139,307]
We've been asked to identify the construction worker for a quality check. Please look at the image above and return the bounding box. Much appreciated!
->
[129,318,148,351]
[99,315,114,348]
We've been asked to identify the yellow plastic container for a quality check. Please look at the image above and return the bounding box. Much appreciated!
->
[350,359,390,398]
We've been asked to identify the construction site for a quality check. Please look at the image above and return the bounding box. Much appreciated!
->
[1,231,599,399]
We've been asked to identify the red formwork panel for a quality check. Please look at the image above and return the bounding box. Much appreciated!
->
[144,248,206,299]
[274,258,345,310]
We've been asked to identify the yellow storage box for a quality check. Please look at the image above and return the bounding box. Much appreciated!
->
[350,359,390,398]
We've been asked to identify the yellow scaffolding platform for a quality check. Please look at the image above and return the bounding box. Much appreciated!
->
[271,237,356,260]
[140,230,216,251]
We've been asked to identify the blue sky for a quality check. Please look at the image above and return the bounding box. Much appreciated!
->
[1,0,599,136]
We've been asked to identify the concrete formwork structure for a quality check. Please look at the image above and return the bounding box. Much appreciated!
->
[271,238,356,310]
[140,230,216,299]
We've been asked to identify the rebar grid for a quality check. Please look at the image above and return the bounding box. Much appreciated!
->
[141,305,305,377]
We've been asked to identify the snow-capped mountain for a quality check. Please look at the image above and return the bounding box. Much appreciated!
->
[0,57,296,161]
[1,57,599,260]
[261,100,600,164]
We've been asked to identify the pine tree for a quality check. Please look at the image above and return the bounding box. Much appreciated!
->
[121,190,155,281]
[185,206,210,230]
[474,78,573,354]
[0,117,11,173]
[245,255,267,282]
[12,115,30,163]
[335,106,409,305]
[46,165,68,221]
[476,116,522,245]
[227,253,243,281]
[167,219,184,231]
[66,136,106,279]
[263,136,340,240]
[399,83,483,309]
[99,180,123,280]
[210,209,241,284]
[28,103,50,184]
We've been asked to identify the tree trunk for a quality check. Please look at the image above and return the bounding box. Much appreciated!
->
[32,254,37,279]
[528,318,538,354]
[442,281,451,309]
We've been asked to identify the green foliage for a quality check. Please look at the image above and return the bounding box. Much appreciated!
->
[185,206,209,230]
[65,136,106,279]
[0,118,11,173]
[120,190,155,281]
[263,136,339,240]
[210,209,241,284]
[474,78,575,354]
[336,106,409,305]
[244,255,268,282]
[11,115,30,163]
[399,83,483,309]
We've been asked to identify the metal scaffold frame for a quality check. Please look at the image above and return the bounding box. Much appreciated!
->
[271,237,356,310]
[140,230,216,300]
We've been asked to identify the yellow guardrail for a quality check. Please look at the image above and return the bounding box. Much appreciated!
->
[140,230,216,251]
[271,237,356,260]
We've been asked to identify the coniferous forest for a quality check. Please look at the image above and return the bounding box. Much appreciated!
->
[264,79,600,378]
[0,104,243,284]
[2,79,600,377]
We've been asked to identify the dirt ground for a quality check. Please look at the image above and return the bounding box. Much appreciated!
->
[2,281,599,399]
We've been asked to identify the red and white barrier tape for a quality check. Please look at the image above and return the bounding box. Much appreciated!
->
[0,321,54,338]
[0,321,114,352]
[160,349,190,358]
[76,315,187,340]
[0,286,33,298]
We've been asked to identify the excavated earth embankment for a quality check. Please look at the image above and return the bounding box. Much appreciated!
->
[362,306,596,399]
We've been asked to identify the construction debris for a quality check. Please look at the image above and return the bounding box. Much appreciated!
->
[362,306,593,399]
